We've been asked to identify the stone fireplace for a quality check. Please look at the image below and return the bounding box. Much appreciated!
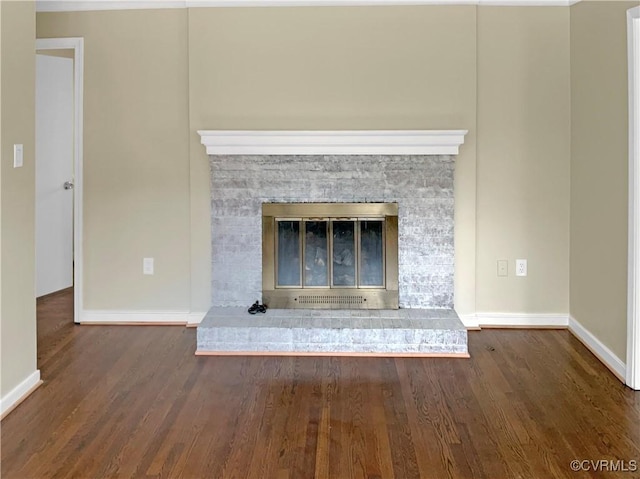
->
[196,130,468,356]
[202,130,467,311]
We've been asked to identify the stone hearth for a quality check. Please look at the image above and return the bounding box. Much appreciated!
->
[196,130,469,357]
[197,308,467,356]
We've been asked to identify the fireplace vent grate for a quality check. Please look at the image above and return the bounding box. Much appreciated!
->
[298,295,365,305]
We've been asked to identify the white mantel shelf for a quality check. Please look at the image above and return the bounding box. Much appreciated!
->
[197,130,468,156]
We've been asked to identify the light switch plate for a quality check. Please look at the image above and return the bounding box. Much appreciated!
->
[13,144,23,168]
[497,260,508,277]
[143,257,154,275]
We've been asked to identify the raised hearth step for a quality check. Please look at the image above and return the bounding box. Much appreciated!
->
[196,308,468,357]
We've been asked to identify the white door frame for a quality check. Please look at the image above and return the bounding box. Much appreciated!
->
[36,37,84,324]
[627,7,640,390]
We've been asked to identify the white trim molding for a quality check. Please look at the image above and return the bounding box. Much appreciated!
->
[0,371,42,419]
[627,5,640,390]
[197,130,468,156]
[458,313,480,330]
[458,312,569,329]
[81,310,191,324]
[37,1,186,11]
[36,0,580,12]
[36,37,84,325]
[187,311,208,327]
[569,316,627,383]
[473,313,569,328]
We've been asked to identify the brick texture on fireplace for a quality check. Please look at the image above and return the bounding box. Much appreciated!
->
[210,155,454,309]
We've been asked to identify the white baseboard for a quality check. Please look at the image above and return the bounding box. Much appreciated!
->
[473,312,569,328]
[569,315,627,382]
[1,370,42,419]
[81,310,190,324]
[458,313,480,329]
[187,311,208,327]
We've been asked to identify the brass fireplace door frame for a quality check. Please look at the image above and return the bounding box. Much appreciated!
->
[262,203,399,309]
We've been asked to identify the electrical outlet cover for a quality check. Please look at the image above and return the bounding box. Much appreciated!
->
[516,259,527,277]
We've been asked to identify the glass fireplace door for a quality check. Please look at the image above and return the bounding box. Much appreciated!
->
[276,220,301,287]
[303,220,329,287]
[331,220,357,287]
[275,218,385,290]
[263,203,398,309]
[359,220,385,287]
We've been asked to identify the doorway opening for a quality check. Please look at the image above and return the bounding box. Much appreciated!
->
[35,38,83,324]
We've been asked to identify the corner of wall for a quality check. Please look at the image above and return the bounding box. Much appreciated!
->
[0,0,39,411]
[568,0,630,363]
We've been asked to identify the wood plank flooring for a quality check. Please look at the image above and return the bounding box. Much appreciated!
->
[2,288,639,478]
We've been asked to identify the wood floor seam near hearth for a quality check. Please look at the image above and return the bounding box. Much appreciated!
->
[194,351,471,358]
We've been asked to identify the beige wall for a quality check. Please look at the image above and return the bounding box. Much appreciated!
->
[476,7,571,313]
[37,9,191,311]
[1,1,37,397]
[570,1,633,360]
[36,5,580,323]
[188,6,479,315]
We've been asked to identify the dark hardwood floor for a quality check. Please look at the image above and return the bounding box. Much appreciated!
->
[2,289,639,478]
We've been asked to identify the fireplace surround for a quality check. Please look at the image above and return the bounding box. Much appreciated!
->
[197,131,469,356]
[200,130,468,311]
